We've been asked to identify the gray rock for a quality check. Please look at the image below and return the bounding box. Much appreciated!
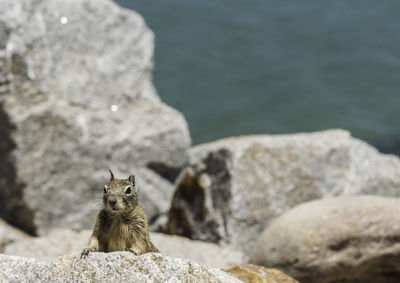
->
[250,196,400,283]
[167,130,400,253]
[151,233,245,269]
[0,252,241,282]
[136,167,176,227]
[4,229,91,261]
[0,0,190,235]
[0,0,158,105]
[5,229,244,269]
[0,218,31,253]
[0,255,49,283]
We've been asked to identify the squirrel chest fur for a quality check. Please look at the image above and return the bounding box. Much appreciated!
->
[81,170,159,258]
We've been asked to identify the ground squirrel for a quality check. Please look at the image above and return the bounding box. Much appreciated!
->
[81,170,159,258]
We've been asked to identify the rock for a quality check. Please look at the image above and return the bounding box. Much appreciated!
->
[249,196,400,283]
[225,264,299,283]
[0,255,49,283]
[135,167,176,227]
[4,229,91,261]
[167,130,400,253]
[151,233,245,269]
[0,218,31,252]
[0,252,241,282]
[5,229,244,269]
[0,0,190,235]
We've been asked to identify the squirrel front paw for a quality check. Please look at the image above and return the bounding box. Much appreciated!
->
[80,247,97,259]
[125,247,139,255]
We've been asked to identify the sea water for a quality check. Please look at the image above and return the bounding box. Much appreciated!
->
[114,0,400,153]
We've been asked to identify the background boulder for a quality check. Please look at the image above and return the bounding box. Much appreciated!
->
[0,218,31,253]
[250,196,400,283]
[0,0,190,235]
[151,233,244,269]
[167,130,400,253]
[4,228,90,261]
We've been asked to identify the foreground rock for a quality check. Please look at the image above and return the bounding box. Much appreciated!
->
[5,229,244,269]
[167,130,400,253]
[0,218,31,252]
[250,196,400,283]
[226,264,299,283]
[0,0,190,235]
[0,252,241,282]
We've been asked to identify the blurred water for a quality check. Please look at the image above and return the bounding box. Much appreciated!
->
[114,0,400,148]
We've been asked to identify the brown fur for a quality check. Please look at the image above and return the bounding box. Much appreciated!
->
[81,171,159,258]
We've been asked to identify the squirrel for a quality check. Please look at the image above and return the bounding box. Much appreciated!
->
[81,170,159,258]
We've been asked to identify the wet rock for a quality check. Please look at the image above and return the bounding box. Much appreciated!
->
[225,264,299,283]
[250,196,400,283]
[0,252,241,282]
[167,130,400,253]
[0,0,190,234]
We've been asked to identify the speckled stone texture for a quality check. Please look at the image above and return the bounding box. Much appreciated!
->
[226,264,299,283]
[0,252,241,282]
[0,255,50,283]
[0,0,190,235]
[250,196,400,283]
[167,130,400,253]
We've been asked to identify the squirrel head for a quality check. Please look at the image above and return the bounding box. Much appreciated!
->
[103,169,138,213]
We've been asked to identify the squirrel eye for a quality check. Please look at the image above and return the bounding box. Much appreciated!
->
[125,186,132,195]
[104,185,107,193]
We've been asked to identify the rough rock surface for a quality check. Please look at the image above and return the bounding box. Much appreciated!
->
[167,130,400,253]
[0,0,190,235]
[226,264,299,283]
[0,218,31,252]
[250,196,400,283]
[5,229,244,269]
[0,252,241,282]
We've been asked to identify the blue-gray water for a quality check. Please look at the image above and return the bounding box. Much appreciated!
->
[114,0,400,152]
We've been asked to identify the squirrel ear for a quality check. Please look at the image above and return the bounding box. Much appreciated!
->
[128,175,135,185]
[109,169,114,181]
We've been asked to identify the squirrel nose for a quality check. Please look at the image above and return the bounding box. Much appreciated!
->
[109,199,117,206]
